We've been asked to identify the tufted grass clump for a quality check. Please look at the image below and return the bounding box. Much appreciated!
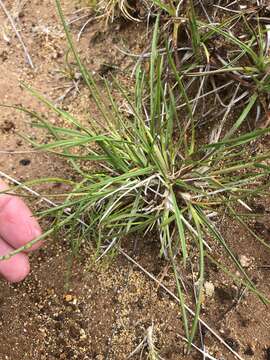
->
[7,0,270,348]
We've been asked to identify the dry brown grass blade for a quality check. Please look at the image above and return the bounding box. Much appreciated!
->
[0,0,34,68]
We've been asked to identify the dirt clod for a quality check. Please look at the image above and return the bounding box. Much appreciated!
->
[1,120,15,133]
[244,344,255,356]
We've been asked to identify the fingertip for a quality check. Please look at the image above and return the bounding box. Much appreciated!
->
[0,179,43,252]
[0,193,43,250]
[0,253,30,283]
[5,254,30,283]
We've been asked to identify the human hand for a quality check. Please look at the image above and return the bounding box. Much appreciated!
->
[0,180,42,282]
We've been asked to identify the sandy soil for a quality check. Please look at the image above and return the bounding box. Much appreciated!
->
[0,1,270,359]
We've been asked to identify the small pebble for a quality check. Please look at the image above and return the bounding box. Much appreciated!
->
[63,294,73,302]
[239,255,252,268]
[19,159,31,166]
[204,281,215,298]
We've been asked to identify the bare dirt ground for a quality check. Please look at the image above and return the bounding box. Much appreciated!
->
[0,1,270,359]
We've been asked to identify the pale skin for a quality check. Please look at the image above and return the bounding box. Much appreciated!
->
[0,180,42,282]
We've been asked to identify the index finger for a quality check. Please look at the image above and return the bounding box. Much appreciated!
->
[0,180,42,252]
